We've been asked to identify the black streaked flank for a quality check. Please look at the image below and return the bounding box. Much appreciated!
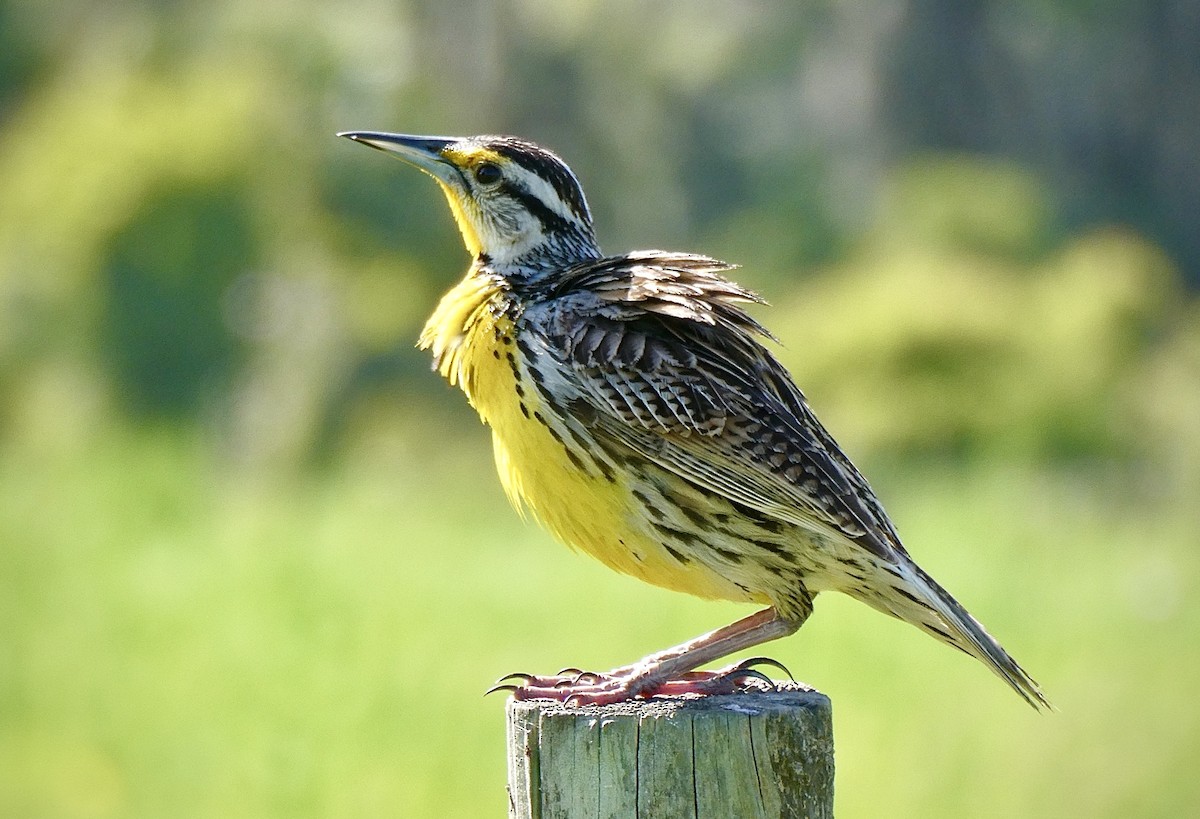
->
[661,542,690,565]
[726,499,787,535]
[745,538,794,562]
[515,336,538,361]
[631,489,664,520]
[561,446,588,474]
[540,418,563,442]
[709,545,745,564]
[676,504,710,530]
[649,521,702,548]
[561,421,617,483]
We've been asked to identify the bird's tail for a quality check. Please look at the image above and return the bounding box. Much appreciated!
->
[863,559,1052,710]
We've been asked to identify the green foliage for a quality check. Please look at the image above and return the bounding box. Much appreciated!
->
[102,185,256,416]
[772,156,1188,463]
[1124,302,1200,493]
[877,155,1056,259]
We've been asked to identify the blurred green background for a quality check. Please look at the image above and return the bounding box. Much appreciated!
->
[2,0,1198,816]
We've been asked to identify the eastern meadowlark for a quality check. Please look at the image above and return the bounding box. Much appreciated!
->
[339,130,1049,709]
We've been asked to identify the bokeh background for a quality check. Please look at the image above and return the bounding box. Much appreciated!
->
[3,0,1198,816]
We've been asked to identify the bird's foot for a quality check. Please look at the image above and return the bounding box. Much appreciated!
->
[485,656,794,705]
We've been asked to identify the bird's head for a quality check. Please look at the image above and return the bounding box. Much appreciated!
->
[339,131,600,273]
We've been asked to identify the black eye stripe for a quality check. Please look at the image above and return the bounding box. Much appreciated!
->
[499,181,571,234]
[488,141,591,222]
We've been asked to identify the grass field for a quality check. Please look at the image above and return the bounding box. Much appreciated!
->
[1,425,1196,817]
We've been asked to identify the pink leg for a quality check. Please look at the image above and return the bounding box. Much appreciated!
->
[498,607,805,705]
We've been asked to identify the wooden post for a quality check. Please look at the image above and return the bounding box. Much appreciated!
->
[506,683,833,819]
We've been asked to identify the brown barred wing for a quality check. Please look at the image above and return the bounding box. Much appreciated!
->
[528,252,901,561]
[554,313,735,435]
[533,251,769,436]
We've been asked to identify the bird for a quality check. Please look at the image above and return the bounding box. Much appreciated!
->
[338,130,1050,709]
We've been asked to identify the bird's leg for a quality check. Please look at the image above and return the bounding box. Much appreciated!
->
[494,607,805,705]
[602,607,796,679]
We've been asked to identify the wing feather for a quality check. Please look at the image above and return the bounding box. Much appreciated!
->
[526,252,901,559]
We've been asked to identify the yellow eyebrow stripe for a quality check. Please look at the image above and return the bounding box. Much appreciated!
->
[443,146,505,168]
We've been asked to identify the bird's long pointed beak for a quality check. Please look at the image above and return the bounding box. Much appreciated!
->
[337,131,461,185]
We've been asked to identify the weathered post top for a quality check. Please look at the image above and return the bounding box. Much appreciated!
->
[506,683,833,819]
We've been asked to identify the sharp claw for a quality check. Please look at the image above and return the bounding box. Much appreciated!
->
[556,667,584,676]
[729,668,776,689]
[493,672,534,686]
[484,684,520,697]
[735,656,794,681]
[548,670,602,688]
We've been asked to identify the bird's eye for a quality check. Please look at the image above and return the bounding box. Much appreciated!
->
[474,162,502,186]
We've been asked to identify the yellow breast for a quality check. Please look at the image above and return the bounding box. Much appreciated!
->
[419,271,619,541]
[419,271,761,605]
